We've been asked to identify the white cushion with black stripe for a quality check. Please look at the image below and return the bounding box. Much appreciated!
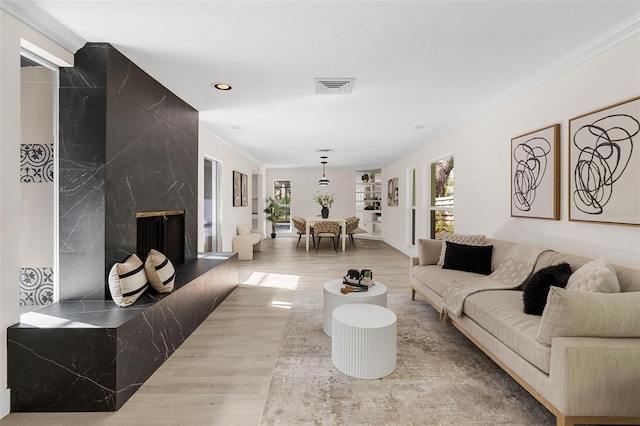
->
[108,253,149,307]
[144,249,175,293]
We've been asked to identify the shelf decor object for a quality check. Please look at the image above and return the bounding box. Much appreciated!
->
[568,96,640,226]
[510,124,561,220]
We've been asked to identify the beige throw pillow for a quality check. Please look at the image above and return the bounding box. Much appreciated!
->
[537,287,640,346]
[436,232,486,266]
[565,257,620,293]
[144,249,176,293]
[108,254,149,307]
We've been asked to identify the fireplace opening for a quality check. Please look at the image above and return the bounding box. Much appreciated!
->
[136,210,185,267]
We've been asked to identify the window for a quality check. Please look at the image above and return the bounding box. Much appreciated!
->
[428,156,454,239]
[408,167,416,246]
[273,180,292,232]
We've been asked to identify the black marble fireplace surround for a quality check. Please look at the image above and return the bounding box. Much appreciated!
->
[7,44,228,413]
[8,254,238,412]
[58,43,198,301]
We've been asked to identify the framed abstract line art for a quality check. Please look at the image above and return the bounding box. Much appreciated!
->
[241,173,248,207]
[233,171,242,207]
[511,124,561,220]
[569,96,640,226]
[387,177,399,206]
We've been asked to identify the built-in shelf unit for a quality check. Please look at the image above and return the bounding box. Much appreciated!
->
[355,169,382,238]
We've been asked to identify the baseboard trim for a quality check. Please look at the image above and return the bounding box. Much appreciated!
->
[1,388,10,419]
[382,237,417,258]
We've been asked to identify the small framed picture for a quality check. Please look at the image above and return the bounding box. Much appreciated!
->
[233,171,241,207]
[241,173,248,207]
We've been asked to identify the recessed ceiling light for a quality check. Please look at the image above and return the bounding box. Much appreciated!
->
[413,124,426,130]
[212,82,232,91]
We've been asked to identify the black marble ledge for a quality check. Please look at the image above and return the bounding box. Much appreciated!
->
[8,253,238,412]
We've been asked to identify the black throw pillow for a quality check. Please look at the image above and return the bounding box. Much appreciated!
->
[522,262,573,315]
[442,241,493,275]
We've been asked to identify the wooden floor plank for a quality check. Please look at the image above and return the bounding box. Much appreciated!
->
[0,237,409,425]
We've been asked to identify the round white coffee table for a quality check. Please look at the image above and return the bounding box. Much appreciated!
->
[331,303,397,379]
[323,279,387,336]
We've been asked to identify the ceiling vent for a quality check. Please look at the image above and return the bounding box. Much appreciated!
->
[314,78,355,95]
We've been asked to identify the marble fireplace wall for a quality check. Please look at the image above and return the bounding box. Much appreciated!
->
[59,43,198,300]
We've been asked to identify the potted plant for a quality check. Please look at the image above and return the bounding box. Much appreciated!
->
[313,191,335,218]
[264,197,285,238]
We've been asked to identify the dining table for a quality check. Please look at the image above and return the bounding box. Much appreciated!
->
[305,216,347,251]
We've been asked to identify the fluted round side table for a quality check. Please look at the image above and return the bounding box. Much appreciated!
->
[331,303,397,379]
[323,278,387,336]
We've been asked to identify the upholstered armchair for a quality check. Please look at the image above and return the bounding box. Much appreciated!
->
[345,217,366,249]
[292,216,314,249]
[231,224,264,260]
[313,221,340,252]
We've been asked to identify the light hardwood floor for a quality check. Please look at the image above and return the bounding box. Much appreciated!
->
[0,237,410,426]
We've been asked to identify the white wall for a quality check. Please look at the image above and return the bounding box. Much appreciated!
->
[198,126,260,252]
[383,34,640,268]
[20,66,54,270]
[265,168,356,236]
[0,11,74,418]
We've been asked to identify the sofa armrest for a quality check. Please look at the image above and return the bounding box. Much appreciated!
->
[416,238,443,266]
[250,230,264,252]
[549,337,640,417]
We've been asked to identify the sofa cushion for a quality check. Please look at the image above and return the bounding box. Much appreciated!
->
[464,290,551,374]
[442,241,493,275]
[566,258,620,293]
[522,262,572,315]
[144,249,175,293]
[412,265,483,298]
[537,287,640,346]
[437,232,485,266]
[417,238,443,266]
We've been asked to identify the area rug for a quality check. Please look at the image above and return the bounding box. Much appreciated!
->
[260,293,556,426]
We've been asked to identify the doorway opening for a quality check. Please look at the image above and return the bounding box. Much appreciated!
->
[19,51,59,311]
[204,158,220,252]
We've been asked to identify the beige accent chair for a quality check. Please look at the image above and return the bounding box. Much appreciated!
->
[314,221,340,252]
[231,224,264,260]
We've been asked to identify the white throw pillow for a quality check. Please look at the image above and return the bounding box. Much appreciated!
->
[144,249,176,293]
[437,232,486,266]
[237,224,251,236]
[108,254,149,307]
[565,258,620,293]
[537,287,640,346]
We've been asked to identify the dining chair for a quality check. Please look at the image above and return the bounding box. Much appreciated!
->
[345,217,366,249]
[313,221,340,252]
[292,216,314,249]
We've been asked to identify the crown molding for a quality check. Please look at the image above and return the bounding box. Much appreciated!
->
[1,1,85,53]
[420,11,640,150]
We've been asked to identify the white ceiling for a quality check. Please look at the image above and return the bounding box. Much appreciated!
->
[17,1,640,170]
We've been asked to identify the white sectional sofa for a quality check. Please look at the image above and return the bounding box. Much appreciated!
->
[410,236,640,426]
